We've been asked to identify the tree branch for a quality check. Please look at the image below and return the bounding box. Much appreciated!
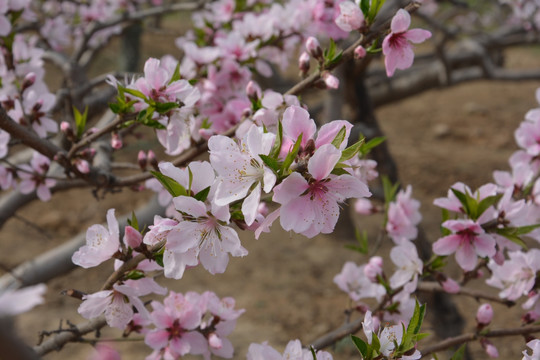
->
[416,282,515,307]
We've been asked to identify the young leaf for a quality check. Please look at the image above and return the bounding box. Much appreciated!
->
[351,335,368,358]
[450,344,467,360]
[368,0,386,22]
[309,346,317,360]
[340,137,365,162]
[269,120,283,159]
[150,171,188,197]
[259,154,281,173]
[194,186,211,202]
[382,175,399,204]
[360,0,370,16]
[73,106,88,138]
[154,101,179,114]
[281,133,303,175]
[450,188,477,218]
[125,270,145,280]
[494,228,528,249]
[129,211,139,231]
[360,136,385,156]
[123,87,147,100]
[331,126,347,148]
[187,167,194,194]
[169,62,181,84]
[476,194,502,219]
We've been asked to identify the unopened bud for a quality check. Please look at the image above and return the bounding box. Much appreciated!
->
[354,45,367,59]
[137,150,147,170]
[354,198,373,215]
[305,36,322,59]
[208,333,223,349]
[148,150,158,170]
[111,133,122,149]
[363,256,383,282]
[124,225,143,248]
[22,72,36,91]
[322,72,339,89]
[75,159,90,174]
[298,51,310,74]
[246,80,261,102]
[481,338,499,358]
[476,303,493,325]
[441,277,460,294]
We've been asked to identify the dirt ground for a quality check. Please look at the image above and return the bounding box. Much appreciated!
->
[2,24,540,360]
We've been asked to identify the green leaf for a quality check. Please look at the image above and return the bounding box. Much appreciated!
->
[440,209,451,236]
[368,0,386,22]
[259,154,282,173]
[449,344,467,360]
[150,171,188,197]
[154,101,179,114]
[73,106,88,138]
[494,228,528,250]
[194,186,211,202]
[154,252,164,267]
[187,166,194,194]
[169,62,181,84]
[125,270,145,280]
[351,335,368,358]
[331,168,351,176]
[371,332,380,353]
[430,256,446,271]
[128,211,139,231]
[331,126,347,149]
[513,223,540,235]
[360,0,369,16]
[109,102,121,114]
[124,87,147,100]
[360,136,385,156]
[345,229,369,254]
[450,188,477,219]
[269,121,283,159]
[382,175,399,203]
[477,194,502,219]
[400,300,426,353]
[281,133,302,175]
[340,137,365,162]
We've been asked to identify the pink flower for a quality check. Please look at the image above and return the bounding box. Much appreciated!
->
[333,261,385,302]
[433,219,496,271]
[273,144,370,238]
[335,1,364,32]
[523,339,540,360]
[389,241,423,290]
[17,151,56,201]
[386,185,422,243]
[72,209,120,268]
[382,9,431,77]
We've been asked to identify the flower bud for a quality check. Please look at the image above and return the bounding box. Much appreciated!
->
[111,133,122,149]
[22,72,36,91]
[354,198,373,215]
[363,256,383,282]
[60,121,75,140]
[481,338,499,358]
[246,80,261,102]
[124,225,143,248]
[476,303,493,325]
[354,45,367,59]
[322,72,339,89]
[298,51,310,74]
[305,36,322,59]
[208,333,223,349]
[75,159,90,174]
[148,150,158,170]
[441,277,460,294]
[137,150,147,170]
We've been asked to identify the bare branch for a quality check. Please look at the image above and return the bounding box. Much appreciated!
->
[416,282,515,307]
[421,325,540,357]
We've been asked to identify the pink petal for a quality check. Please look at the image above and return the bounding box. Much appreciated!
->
[391,9,411,33]
[455,242,477,271]
[473,234,496,257]
[273,172,308,205]
[173,196,207,218]
[307,144,341,180]
[279,195,314,233]
[405,28,432,43]
[432,234,461,255]
[242,184,261,226]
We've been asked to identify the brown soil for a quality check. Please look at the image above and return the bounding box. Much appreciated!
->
[2,25,540,360]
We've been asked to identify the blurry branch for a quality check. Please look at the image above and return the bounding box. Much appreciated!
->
[420,325,540,358]
[416,282,515,307]
[0,196,165,292]
[72,0,209,62]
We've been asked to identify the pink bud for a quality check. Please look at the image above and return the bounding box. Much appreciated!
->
[481,338,499,358]
[257,202,269,217]
[75,159,90,174]
[111,133,122,149]
[322,72,339,89]
[148,150,158,170]
[363,256,383,282]
[22,72,36,90]
[124,226,142,248]
[354,45,367,59]
[60,121,72,133]
[137,150,147,170]
[305,36,322,59]
[441,277,460,294]
[354,198,373,215]
[476,303,493,325]
[298,51,310,73]
[208,333,223,349]
[246,80,261,101]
